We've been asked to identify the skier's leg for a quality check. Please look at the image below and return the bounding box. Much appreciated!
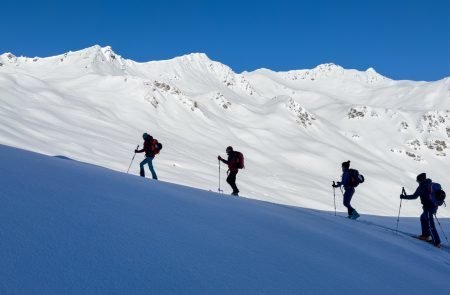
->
[343,188,355,215]
[428,210,441,246]
[227,171,239,194]
[420,210,431,237]
[139,158,148,177]
[232,171,239,194]
[146,157,158,180]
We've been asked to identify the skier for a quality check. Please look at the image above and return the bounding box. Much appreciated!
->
[218,146,242,196]
[135,133,158,180]
[332,160,360,219]
[400,173,441,248]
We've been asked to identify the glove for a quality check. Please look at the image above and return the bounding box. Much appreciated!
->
[332,181,337,188]
[134,149,138,153]
[218,156,222,160]
[400,194,405,199]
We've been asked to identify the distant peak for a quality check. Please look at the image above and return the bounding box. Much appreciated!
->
[177,52,211,63]
[312,63,344,72]
[100,46,119,61]
[100,45,114,54]
[74,45,116,56]
[0,52,17,59]
[0,52,18,64]
[70,45,122,63]
[315,62,339,68]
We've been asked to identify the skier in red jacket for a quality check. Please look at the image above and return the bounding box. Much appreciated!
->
[135,133,158,180]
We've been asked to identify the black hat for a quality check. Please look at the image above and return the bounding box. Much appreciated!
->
[416,173,426,182]
[341,161,350,169]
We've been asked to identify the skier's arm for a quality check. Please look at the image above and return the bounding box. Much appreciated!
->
[402,187,420,200]
[135,148,144,153]
[218,156,228,164]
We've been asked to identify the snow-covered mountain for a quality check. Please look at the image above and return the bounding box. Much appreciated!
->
[1,144,449,294]
[0,45,449,217]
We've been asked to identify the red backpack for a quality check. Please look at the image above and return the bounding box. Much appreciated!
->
[151,138,163,155]
[234,151,245,169]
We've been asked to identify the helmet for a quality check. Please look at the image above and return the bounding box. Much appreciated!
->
[142,133,149,140]
[226,146,233,154]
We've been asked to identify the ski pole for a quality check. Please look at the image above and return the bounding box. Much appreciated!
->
[434,214,450,246]
[332,181,336,216]
[127,145,139,174]
[396,187,405,234]
[218,159,223,193]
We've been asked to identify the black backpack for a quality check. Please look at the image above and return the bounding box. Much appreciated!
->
[349,169,364,187]
[430,183,446,207]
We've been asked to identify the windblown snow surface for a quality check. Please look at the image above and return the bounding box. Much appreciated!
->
[1,45,449,218]
[1,144,449,294]
[2,45,450,294]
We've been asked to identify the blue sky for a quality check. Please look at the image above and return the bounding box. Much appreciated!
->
[1,0,449,81]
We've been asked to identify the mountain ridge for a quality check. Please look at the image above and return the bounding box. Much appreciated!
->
[0,45,449,217]
[1,44,425,82]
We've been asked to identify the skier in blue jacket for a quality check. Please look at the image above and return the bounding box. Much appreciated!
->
[332,161,360,219]
[401,173,441,248]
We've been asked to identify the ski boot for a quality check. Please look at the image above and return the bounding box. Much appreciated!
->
[417,235,431,241]
[350,211,360,220]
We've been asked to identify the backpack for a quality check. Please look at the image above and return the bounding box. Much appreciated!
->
[151,139,163,155]
[349,169,364,187]
[234,151,245,169]
[430,183,446,207]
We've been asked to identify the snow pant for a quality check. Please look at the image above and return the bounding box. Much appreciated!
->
[139,156,157,180]
[343,187,355,215]
[420,208,440,245]
[227,170,239,194]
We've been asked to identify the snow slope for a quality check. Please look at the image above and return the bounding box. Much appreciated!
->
[0,45,449,217]
[1,144,449,295]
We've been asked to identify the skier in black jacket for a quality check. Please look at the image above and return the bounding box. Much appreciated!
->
[332,161,360,219]
[401,173,441,248]
[218,146,240,196]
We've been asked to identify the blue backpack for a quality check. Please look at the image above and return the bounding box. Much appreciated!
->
[430,183,446,207]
